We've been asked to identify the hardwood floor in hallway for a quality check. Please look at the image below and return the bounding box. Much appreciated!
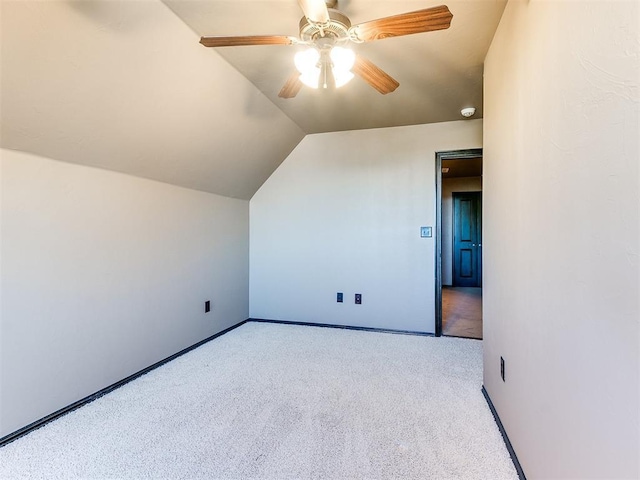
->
[442,286,482,339]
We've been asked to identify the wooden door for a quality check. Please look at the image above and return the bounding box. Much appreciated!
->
[453,192,482,287]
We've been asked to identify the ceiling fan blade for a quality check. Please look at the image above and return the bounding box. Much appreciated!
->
[297,0,330,24]
[279,72,303,99]
[349,5,453,43]
[352,56,399,94]
[200,35,297,47]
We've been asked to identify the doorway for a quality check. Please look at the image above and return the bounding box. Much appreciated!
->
[435,149,483,339]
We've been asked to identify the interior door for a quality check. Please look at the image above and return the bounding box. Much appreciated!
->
[453,192,482,287]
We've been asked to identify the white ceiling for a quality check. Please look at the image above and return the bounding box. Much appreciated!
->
[1,0,505,200]
[163,0,507,133]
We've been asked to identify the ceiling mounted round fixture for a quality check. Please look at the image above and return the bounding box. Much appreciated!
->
[461,107,476,118]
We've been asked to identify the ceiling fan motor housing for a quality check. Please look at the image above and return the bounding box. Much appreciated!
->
[299,9,351,43]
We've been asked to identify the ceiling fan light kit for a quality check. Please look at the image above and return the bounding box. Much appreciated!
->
[294,46,355,89]
[199,1,453,98]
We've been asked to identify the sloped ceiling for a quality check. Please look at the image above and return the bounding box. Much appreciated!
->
[0,0,305,200]
[164,0,507,133]
[0,0,506,199]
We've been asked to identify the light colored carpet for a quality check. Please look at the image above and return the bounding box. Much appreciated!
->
[0,322,516,479]
[442,287,483,339]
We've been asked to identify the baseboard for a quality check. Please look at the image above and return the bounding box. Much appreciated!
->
[248,318,434,337]
[442,333,482,341]
[0,319,249,448]
[482,386,527,480]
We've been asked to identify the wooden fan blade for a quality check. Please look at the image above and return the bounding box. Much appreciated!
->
[297,0,329,24]
[349,5,452,42]
[200,35,297,47]
[352,56,399,94]
[279,72,303,99]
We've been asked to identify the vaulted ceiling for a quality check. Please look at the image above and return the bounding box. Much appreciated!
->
[0,0,304,199]
[0,0,506,199]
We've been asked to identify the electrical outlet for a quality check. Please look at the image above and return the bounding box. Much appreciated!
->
[205,300,211,313]
[355,294,362,305]
[500,356,505,382]
[337,292,343,303]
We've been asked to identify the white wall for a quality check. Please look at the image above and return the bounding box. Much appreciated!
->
[483,1,639,478]
[250,120,482,333]
[0,149,249,437]
[442,176,482,286]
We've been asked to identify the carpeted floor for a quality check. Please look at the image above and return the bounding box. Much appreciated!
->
[0,322,516,479]
[442,287,483,339]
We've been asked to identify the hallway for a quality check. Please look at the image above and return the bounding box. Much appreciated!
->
[442,287,482,339]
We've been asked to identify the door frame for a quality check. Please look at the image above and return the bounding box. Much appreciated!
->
[434,148,483,337]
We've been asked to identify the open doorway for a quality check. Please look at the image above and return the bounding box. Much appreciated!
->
[435,149,483,339]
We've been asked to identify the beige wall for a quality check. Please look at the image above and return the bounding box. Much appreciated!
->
[0,149,249,437]
[250,120,482,333]
[483,1,639,478]
[442,176,482,286]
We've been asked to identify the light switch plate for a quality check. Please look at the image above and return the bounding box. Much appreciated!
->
[420,226,433,238]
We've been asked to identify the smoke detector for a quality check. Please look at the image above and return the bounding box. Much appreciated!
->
[461,107,476,118]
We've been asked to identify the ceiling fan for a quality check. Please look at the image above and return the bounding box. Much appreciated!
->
[199,0,453,98]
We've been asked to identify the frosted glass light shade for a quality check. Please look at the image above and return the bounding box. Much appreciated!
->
[295,48,320,74]
[330,47,355,72]
[330,47,355,88]
[299,69,320,88]
[333,70,354,88]
[295,48,321,88]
